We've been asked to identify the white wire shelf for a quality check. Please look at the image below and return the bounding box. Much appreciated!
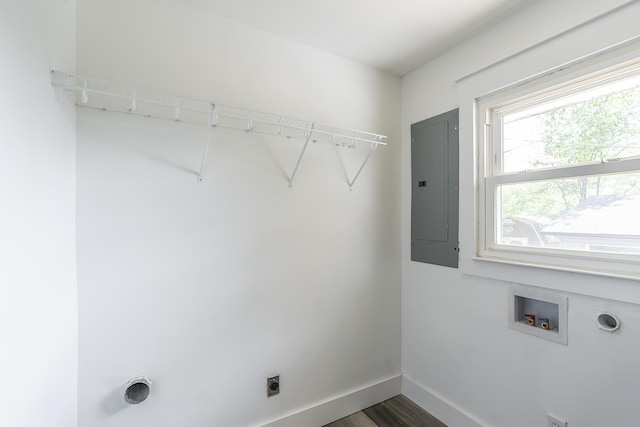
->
[50,70,387,188]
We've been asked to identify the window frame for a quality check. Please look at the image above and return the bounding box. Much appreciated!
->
[476,53,640,280]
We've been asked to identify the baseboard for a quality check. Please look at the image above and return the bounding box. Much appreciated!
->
[260,374,402,427]
[401,374,490,427]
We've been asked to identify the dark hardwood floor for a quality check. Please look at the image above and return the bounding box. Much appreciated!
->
[323,395,447,427]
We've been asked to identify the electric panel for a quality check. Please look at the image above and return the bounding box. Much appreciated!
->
[411,109,459,267]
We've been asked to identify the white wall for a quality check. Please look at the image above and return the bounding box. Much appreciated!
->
[402,1,640,426]
[0,1,77,426]
[76,1,401,426]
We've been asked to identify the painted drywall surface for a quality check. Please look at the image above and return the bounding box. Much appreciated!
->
[76,0,401,426]
[402,1,640,426]
[0,1,77,426]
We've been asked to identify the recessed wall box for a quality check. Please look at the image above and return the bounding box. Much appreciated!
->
[508,286,568,345]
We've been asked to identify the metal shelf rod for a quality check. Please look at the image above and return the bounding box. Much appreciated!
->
[70,86,385,145]
[51,70,388,187]
[51,71,387,145]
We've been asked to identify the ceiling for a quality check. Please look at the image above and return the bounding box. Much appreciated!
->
[176,0,528,76]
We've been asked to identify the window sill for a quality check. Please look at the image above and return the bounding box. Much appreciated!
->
[460,252,640,305]
[473,253,640,282]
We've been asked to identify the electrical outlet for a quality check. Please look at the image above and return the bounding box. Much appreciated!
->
[267,375,280,397]
[547,413,567,427]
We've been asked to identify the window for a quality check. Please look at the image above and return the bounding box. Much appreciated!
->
[478,54,640,278]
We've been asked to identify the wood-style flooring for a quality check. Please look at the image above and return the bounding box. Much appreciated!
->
[323,395,447,427]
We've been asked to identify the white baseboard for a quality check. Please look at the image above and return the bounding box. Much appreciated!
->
[402,374,489,427]
[260,374,402,427]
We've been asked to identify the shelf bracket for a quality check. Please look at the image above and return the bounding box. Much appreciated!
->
[348,143,377,190]
[287,123,315,187]
[198,103,217,183]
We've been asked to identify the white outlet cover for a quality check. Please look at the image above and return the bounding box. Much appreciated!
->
[547,413,568,427]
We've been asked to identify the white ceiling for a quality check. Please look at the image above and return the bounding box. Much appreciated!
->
[177,0,527,76]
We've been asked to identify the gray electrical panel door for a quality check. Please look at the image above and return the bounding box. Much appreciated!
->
[411,108,459,268]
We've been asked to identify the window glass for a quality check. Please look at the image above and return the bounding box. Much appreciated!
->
[498,172,640,254]
[502,77,640,173]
